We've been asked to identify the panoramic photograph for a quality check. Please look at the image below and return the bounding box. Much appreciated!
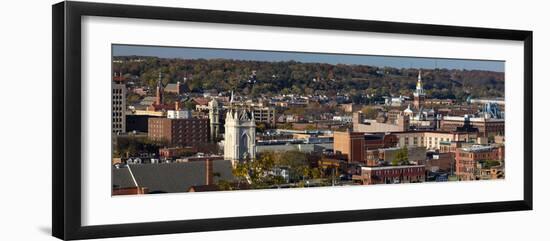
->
[111,44,505,195]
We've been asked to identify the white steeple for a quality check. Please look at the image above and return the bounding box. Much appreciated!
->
[414,70,425,97]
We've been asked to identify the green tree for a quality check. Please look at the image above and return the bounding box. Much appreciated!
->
[232,152,284,189]
[391,146,409,166]
[482,160,501,168]
[114,56,504,99]
[127,93,141,104]
[183,101,196,110]
[277,150,309,182]
[361,106,379,119]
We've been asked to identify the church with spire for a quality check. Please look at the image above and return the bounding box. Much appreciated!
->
[413,70,426,109]
[404,70,441,130]
[155,72,163,106]
[146,71,177,112]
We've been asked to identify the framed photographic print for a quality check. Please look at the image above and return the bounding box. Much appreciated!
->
[52,1,533,240]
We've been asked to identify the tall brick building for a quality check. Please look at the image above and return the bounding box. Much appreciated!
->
[148,118,209,147]
[112,73,126,134]
[333,131,365,163]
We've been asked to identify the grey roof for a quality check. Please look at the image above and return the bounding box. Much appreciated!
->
[121,160,234,194]
[112,167,136,189]
[139,96,157,106]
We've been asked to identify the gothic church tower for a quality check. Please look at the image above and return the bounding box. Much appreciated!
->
[224,109,256,164]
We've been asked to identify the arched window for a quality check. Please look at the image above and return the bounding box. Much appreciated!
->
[241,133,249,147]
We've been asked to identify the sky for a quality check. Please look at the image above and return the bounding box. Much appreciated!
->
[113,44,504,72]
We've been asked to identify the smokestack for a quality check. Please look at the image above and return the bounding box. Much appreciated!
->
[205,159,213,185]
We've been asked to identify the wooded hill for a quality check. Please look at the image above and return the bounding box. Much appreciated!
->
[113,56,504,102]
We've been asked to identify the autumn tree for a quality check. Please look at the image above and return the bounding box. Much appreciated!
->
[361,106,380,119]
[391,146,409,166]
[113,56,504,99]
[232,151,285,189]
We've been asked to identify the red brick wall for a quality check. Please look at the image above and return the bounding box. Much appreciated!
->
[112,187,148,195]
[148,118,209,147]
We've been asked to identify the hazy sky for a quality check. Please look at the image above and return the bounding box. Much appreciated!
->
[113,44,504,72]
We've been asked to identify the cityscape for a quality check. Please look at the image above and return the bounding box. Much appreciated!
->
[111,45,505,195]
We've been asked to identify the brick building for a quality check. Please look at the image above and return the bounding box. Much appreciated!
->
[112,187,148,195]
[425,152,453,172]
[148,118,209,147]
[352,111,410,133]
[112,75,126,134]
[334,131,398,164]
[164,81,186,94]
[393,131,478,151]
[378,146,427,165]
[353,165,425,185]
[455,145,505,181]
[365,133,399,149]
[158,146,198,158]
[440,116,504,138]
[333,131,365,163]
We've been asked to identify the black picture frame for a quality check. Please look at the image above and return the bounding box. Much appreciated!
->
[52,1,533,240]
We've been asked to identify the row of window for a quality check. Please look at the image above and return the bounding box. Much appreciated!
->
[174,129,207,134]
[403,136,454,146]
[174,135,208,139]
[372,168,422,175]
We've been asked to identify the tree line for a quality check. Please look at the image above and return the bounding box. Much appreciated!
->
[113,56,505,102]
